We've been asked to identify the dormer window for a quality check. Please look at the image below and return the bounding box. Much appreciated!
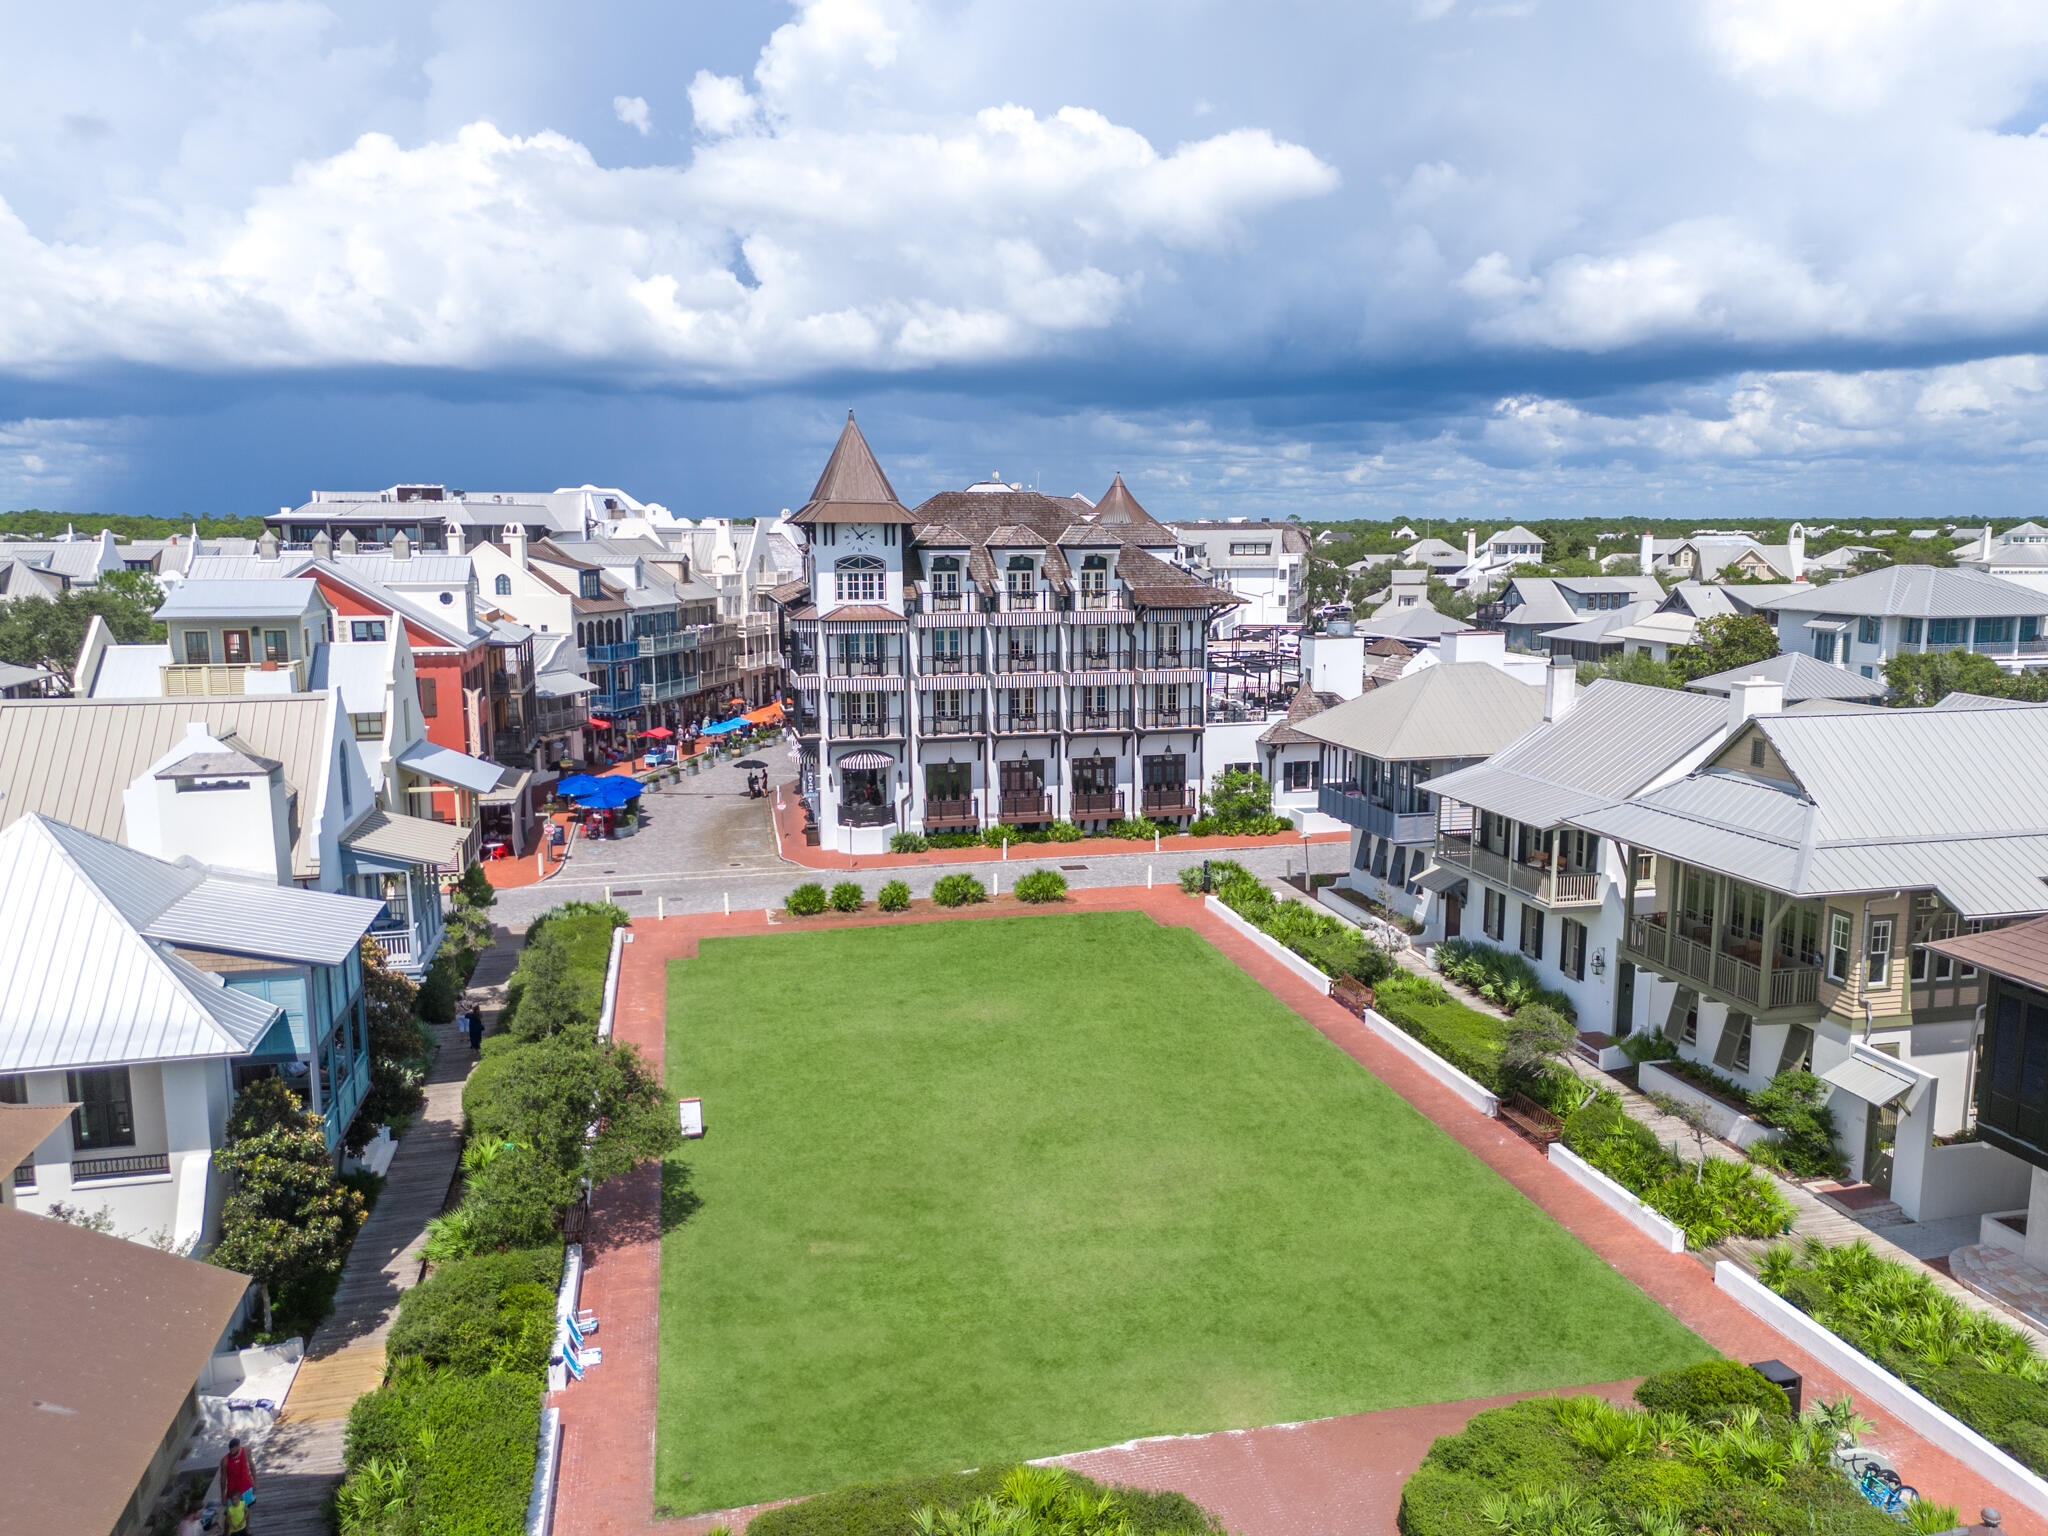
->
[1005,555,1036,601]
[580,570,603,600]
[835,555,884,603]
[1079,554,1110,609]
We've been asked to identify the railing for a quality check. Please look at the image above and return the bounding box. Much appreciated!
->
[161,658,308,696]
[790,711,822,735]
[586,642,639,663]
[1073,709,1130,731]
[1001,590,1050,612]
[1140,786,1197,817]
[1432,831,1600,905]
[368,923,415,964]
[1134,707,1189,728]
[1322,785,1433,843]
[993,710,1051,733]
[1074,649,1130,669]
[1070,790,1124,818]
[838,802,897,829]
[924,797,978,829]
[918,711,984,736]
[828,655,897,677]
[831,715,899,738]
[928,591,965,612]
[1077,588,1118,610]
[73,1152,171,1183]
[1623,915,1821,1012]
[997,651,1050,673]
[1136,649,1191,670]
[998,791,1053,823]
[592,687,642,713]
[924,654,973,674]
[2019,638,2048,655]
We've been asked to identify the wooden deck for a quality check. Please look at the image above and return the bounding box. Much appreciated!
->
[253,933,521,1533]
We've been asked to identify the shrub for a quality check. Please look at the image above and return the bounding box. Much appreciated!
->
[1177,865,1205,894]
[1014,869,1069,903]
[1749,1069,1845,1178]
[786,882,828,916]
[1394,1466,1493,1536]
[1634,1360,1793,1421]
[982,824,1018,846]
[927,832,982,849]
[1590,1456,1712,1516]
[1046,820,1085,842]
[828,881,864,912]
[1374,971,1508,1089]
[386,1247,564,1376]
[1105,817,1164,840]
[745,1466,1219,1536]
[877,880,911,913]
[888,832,930,854]
[417,951,462,1023]
[1620,1031,1679,1064]
[340,1370,542,1534]
[1433,937,1576,1020]
[932,872,986,907]
[1566,1100,1793,1248]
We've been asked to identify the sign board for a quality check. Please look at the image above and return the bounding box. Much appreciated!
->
[678,1097,705,1139]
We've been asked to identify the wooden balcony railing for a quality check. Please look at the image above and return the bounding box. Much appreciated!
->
[1140,786,1197,817]
[1623,914,1822,1012]
[368,923,415,964]
[918,712,984,736]
[1433,831,1601,906]
[1070,790,1124,818]
[998,791,1054,823]
[924,797,978,829]
[161,658,308,696]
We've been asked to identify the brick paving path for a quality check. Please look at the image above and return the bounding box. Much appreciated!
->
[552,890,2043,1536]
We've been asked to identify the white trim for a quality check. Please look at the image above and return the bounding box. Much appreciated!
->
[525,1405,562,1536]
[1203,893,1332,994]
[1547,1142,1686,1253]
[1715,1261,2048,1519]
[596,927,627,1040]
[1358,1008,1500,1118]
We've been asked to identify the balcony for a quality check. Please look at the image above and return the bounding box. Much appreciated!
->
[161,658,308,696]
[1070,790,1124,818]
[1319,785,1434,842]
[924,797,978,830]
[1136,649,1192,670]
[592,685,642,714]
[828,655,898,678]
[918,710,984,736]
[1140,786,1197,818]
[1072,708,1130,732]
[1075,588,1122,611]
[998,791,1053,823]
[993,709,1052,734]
[791,710,822,736]
[1074,648,1130,669]
[72,1152,171,1184]
[1433,831,1602,905]
[996,651,1050,674]
[1624,914,1823,1013]
[1135,707,1191,729]
[831,715,901,739]
[839,801,898,829]
[1001,589,1051,613]
[587,641,639,664]
[927,591,966,613]
[924,654,974,675]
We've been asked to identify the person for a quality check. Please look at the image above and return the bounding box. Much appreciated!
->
[467,1010,484,1053]
[219,1436,256,1528]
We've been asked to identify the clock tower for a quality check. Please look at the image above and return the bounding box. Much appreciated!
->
[788,412,917,616]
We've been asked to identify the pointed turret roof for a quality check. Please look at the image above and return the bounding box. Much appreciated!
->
[791,413,916,525]
[1091,473,1155,526]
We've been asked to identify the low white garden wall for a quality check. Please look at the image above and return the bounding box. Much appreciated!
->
[1357,1009,1500,1119]
[1913,1141,2035,1225]
[1315,887,1412,952]
[596,926,628,1040]
[1638,1062,1782,1150]
[1715,1262,2048,1519]
[1203,895,1333,994]
[1546,1143,1686,1253]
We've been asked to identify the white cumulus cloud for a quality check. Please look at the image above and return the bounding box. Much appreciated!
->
[612,94,651,135]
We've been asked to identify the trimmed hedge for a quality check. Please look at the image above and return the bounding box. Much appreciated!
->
[1372,972,1505,1088]
[744,1466,1219,1536]
[342,1370,543,1536]
[888,832,930,853]
[1204,861,1394,986]
[1632,1359,1792,1421]
[384,1247,563,1377]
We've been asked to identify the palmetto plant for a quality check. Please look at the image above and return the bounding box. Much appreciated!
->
[910,1467,1136,1536]
[335,1457,411,1534]
[1478,1484,1617,1536]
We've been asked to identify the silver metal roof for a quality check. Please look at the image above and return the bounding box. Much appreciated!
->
[341,807,469,868]
[396,739,503,795]
[1684,651,1883,703]
[144,878,382,967]
[1296,663,1544,761]
[156,579,324,621]
[0,817,285,1072]
[1756,565,2048,619]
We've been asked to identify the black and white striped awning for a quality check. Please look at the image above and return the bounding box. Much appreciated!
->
[836,750,893,769]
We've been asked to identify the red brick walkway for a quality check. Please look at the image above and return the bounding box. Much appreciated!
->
[552,890,2039,1536]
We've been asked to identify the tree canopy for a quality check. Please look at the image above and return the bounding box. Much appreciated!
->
[1670,613,1779,683]
[0,571,165,686]
[1884,650,2048,707]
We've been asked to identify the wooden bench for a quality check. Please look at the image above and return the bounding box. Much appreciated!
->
[1328,975,1376,1018]
[1500,1092,1564,1148]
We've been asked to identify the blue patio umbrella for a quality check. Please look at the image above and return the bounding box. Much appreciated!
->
[555,773,610,797]
[577,777,644,809]
[700,716,748,735]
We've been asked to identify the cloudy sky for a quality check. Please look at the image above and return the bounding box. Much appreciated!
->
[6,0,2048,522]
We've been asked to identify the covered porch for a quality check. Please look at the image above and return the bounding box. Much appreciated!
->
[340,809,464,976]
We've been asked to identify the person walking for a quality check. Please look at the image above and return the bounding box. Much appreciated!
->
[219,1436,257,1530]
[466,1010,485,1054]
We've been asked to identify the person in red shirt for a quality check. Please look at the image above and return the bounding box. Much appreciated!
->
[219,1437,257,1523]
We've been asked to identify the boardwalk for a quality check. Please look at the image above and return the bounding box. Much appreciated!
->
[253,935,518,1534]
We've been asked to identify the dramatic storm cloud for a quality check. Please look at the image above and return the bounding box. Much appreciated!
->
[4,0,2048,517]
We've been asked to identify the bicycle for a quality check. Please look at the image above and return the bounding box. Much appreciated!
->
[1855,1462,1919,1519]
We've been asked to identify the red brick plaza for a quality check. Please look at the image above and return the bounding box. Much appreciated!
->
[554,888,2037,1536]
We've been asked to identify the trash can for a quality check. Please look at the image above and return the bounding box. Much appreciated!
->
[1750,1359,1801,1415]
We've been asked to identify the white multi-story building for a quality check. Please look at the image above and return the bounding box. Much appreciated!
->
[776,417,1241,854]
[1169,520,1310,631]
[1754,565,2048,684]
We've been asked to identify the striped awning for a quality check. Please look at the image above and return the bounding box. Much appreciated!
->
[818,619,906,634]
[1137,668,1206,684]
[915,674,981,691]
[1068,670,1132,686]
[823,675,905,693]
[836,750,893,769]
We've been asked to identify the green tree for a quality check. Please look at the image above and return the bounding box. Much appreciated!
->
[1205,767,1274,829]
[1883,649,2048,707]
[0,580,166,686]
[445,863,498,966]
[0,510,267,540]
[351,939,432,1154]
[1424,574,1479,621]
[1577,652,1681,690]
[502,929,586,1042]
[211,1083,366,1328]
[1671,613,1780,683]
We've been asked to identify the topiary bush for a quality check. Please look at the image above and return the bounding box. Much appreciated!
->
[931,872,986,907]
[1633,1360,1793,1421]
[877,880,911,913]
[1014,869,1069,904]
[786,882,828,916]
[385,1247,563,1376]
[828,881,864,912]
[888,832,930,854]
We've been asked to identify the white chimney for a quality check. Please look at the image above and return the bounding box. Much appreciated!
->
[1980,524,1995,562]
[1787,522,1805,583]
[1728,674,1784,731]
[1466,528,1478,565]
[505,523,528,570]
[1640,529,1655,573]
[1302,629,1365,700]
[1442,629,1506,669]
[1543,660,1577,722]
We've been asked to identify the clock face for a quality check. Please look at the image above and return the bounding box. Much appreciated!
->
[847,525,874,546]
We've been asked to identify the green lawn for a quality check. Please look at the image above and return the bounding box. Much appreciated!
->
[657,912,1709,1513]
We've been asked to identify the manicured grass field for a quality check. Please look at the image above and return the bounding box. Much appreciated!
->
[656,912,1709,1514]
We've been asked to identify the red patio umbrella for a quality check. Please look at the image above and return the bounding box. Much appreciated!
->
[638,727,675,739]
[587,716,612,729]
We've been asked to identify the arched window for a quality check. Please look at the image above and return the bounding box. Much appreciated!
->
[495,573,512,596]
[835,556,884,604]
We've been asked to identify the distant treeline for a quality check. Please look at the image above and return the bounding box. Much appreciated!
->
[0,509,271,542]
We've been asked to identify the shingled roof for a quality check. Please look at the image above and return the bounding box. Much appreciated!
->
[1093,473,1150,524]
[790,413,916,525]
[1259,686,1345,746]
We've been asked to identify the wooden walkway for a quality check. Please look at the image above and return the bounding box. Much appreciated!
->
[254,935,519,1533]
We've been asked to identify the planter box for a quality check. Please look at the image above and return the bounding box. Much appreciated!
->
[1548,1143,1687,1253]
[1638,1062,1782,1149]
[1203,895,1333,994]
[1317,886,1413,952]
[1358,1009,1500,1119]
[1716,1262,2048,1519]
